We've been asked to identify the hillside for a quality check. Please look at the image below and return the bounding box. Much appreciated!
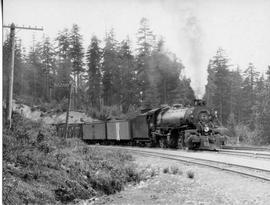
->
[2,113,154,204]
[12,101,96,124]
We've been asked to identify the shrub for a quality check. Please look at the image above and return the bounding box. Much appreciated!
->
[170,166,183,175]
[163,167,169,174]
[186,170,195,179]
[234,124,260,145]
[3,114,146,204]
[139,165,159,180]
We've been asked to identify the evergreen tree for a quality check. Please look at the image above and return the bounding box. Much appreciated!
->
[86,35,102,109]
[101,29,119,106]
[228,68,243,123]
[69,24,84,109]
[69,24,84,87]
[205,48,231,124]
[27,45,44,98]
[241,63,259,128]
[253,67,270,143]
[55,28,72,101]
[3,37,25,99]
[38,37,56,101]
[136,18,156,105]
[118,38,139,112]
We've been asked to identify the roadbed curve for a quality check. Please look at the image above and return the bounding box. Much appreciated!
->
[92,154,270,205]
[104,146,270,171]
[218,149,270,156]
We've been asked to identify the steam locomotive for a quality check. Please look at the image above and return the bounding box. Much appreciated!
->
[57,99,227,150]
[145,99,226,149]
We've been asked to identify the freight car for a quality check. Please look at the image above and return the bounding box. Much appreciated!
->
[56,99,227,150]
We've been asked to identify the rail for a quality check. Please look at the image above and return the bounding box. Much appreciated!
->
[216,149,270,160]
[222,145,270,152]
[103,146,270,182]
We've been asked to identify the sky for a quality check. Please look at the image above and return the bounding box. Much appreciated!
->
[3,0,270,97]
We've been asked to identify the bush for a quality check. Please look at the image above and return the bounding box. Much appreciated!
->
[3,114,146,204]
[170,166,183,175]
[139,165,159,180]
[186,170,195,179]
[163,167,169,174]
[234,124,260,145]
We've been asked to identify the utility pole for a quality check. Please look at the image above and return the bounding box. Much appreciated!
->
[3,23,43,128]
[54,81,73,139]
[65,83,72,139]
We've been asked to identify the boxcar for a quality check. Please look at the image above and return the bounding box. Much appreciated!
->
[57,123,83,139]
[106,120,131,142]
[129,114,150,143]
[82,122,106,141]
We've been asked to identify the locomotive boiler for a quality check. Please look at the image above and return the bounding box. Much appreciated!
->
[146,99,226,149]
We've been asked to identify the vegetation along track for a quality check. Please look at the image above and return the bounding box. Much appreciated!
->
[103,146,270,182]
[216,149,270,160]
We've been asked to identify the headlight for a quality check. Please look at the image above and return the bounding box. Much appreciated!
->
[204,126,209,132]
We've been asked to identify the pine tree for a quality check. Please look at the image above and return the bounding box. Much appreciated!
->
[253,67,270,143]
[27,45,44,98]
[3,37,25,99]
[205,48,231,124]
[86,35,102,109]
[228,68,243,123]
[101,29,119,106]
[118,38,139,112]
[69,24,84,109]
[136,18,156,105]
[241,63,259,128]
[38,37,56,101]
[69,24,84,85]
[55,28,72,101]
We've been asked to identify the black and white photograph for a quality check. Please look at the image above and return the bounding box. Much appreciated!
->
[2,0,270,204]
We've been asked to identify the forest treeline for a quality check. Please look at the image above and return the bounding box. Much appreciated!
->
[3,18,270,144]
[205,48,270,144]
[3,18,195,114]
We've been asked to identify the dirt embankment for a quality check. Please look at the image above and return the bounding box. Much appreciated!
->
[2,114,155,204]
[12,102,96,124]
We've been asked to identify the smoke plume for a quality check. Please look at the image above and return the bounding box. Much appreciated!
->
[182,14,204,98]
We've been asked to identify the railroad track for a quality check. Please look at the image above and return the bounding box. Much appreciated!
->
[104,146,270,182]
[222,145,270,152]
[216,149,270,160]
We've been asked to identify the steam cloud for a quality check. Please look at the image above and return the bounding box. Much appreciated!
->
[182,14,204,98]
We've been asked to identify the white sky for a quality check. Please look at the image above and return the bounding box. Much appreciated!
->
[3,0,270,97]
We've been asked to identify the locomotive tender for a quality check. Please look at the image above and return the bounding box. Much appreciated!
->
[57,99,226,150]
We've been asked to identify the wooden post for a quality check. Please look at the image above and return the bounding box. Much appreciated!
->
[6,23,15,128]
[3,23,43,128]
[64,83,72,139]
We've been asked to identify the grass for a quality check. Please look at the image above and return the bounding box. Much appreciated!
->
[2,113,148,204]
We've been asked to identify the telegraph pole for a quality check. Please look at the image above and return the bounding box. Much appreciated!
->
[3,23,43,128]
[65,83,72,139]
[54,81,73,139]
